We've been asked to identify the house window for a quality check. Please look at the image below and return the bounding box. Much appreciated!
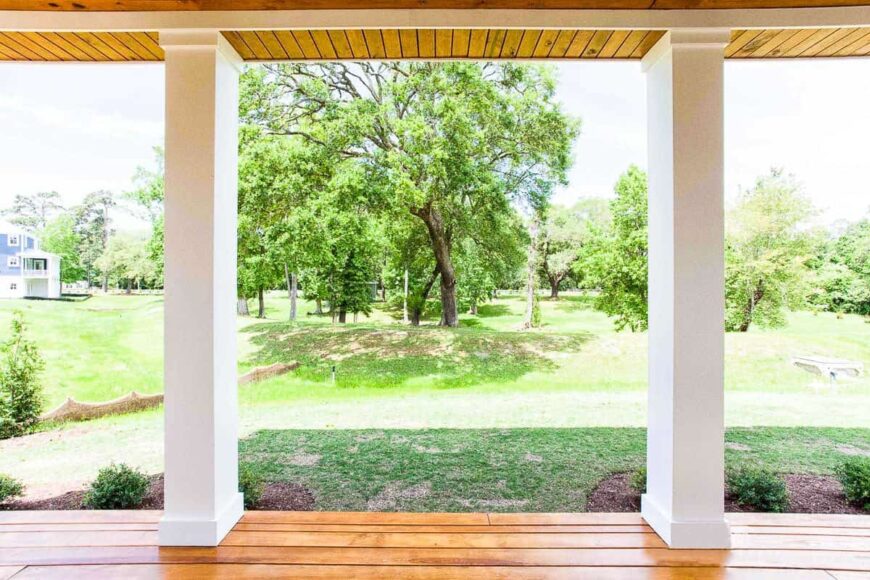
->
[10,283,16,291]
[7,256,20,268]
[8,234,19,246]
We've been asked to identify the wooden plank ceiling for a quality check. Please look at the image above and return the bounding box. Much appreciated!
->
[0,28,869,61]
[3,0,870,9]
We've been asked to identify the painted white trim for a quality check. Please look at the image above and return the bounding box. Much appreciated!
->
[1,7,869,32]
[159,492,244,547]
[642,494,732,549]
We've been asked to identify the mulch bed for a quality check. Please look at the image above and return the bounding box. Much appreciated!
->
[586,472,866,514]
[1,474,315,512]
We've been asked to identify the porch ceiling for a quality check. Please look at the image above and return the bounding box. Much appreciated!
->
[0,27,868,61]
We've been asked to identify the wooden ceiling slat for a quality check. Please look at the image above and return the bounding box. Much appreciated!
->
[516,29,541,58]
[257,31,289,59]
[732,28,782,57]
[833,28,870,55]
[399,29,418,58]
[452,28,471,57]
[55,32,110,60]
[724,29,762,57]
[764,28,816,57]
[328,30,353,59]
[782,27,837,56]
[23,31,75,60]
[564,30,594,57]
[418,29,436,58]
[614,29,647,58]
[499,29,523,58]
[549,30,577,58]
[133,32,163,59]
[817,27,869,56]
[273,30,304,59]
[435,29,452,58]
[344,29,369,59]
[533,30,560,58]
[0,33,33,60]
[98,31,142,60]
[3,27,869,62]
[582,30,612,57]
[5,31,63,60]
[598,29,630,58]
[748,28,800,57]
[292,30,321,59]
[310,30,337,59]
[110,32,157,60]
[630,30,665,58]
[363,30,385,59]
[484,29,506,59]
[468,29,488,58]
[382,29,402,58]
[222,31,256,60]
[799,27,854,56]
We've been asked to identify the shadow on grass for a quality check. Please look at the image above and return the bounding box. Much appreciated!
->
[475,304,512,318]
[241,321,594,389]
[553,294,598,313]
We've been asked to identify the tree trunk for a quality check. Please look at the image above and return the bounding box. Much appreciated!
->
[738,285,765,332]
[413,205,459,327]
[402,268,409,324]
[290,272,298,322]
[284,263,292,299]
[257,287,265,318]
[549,276,560,299]
[237,297,250,316]
[522,217,541,330]
[411,267,439,327]
[338,308,347,323]
[468,300,478,315]
[315,298,323,315]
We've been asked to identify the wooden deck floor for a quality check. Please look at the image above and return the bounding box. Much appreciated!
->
[1,511,869,578]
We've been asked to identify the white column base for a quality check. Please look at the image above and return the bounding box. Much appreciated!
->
[158,492,244,547]
[642,494,731,549]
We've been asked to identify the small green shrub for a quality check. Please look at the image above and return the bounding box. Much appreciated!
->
[727,467,789,512]
[837,457,870,511]
[239,464,265,509]
[83,464,149,510]
[0,474,24,504]
[629,466,647,494]
[0,312,45,439]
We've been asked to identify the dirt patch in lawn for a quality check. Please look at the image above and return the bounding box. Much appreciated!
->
[586,473,640,512]
[255,482,315,511]
[586,472,866,514]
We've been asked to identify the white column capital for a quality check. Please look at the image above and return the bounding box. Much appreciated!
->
[642,28,731,72]
[158,29,242,71]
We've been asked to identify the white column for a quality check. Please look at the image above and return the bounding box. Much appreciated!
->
[641,29,732,549]
[158,30,243,547]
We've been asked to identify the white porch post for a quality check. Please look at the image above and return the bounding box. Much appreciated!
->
[158,30,243,547]
[641,29,732,549]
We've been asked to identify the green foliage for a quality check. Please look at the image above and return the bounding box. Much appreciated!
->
[725,169,817,332]
[727,466,789,512]
[41,213,86,284]
[811,217,870,316]
[1,191,63,231]
[0,312,45,439]
[629,466,647,494]
[242,62,578,326]
[579,165,648,331]
[540,199,609,296]
[836,457,870,511]
[73,190,116,288]
[83,463,149,509]
[95,234,159,291]
[0,473,24,504]
[124,146,165,285]
[239,463,265,509]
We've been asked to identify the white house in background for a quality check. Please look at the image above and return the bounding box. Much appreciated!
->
[0,221,61,299]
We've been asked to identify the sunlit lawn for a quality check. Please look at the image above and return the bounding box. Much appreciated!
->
[1,292,869,499]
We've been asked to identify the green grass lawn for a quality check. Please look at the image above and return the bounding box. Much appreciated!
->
[240,426,869,512]
[1,292,869,501]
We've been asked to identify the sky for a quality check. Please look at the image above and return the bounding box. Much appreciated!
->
[0,58,868,231]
